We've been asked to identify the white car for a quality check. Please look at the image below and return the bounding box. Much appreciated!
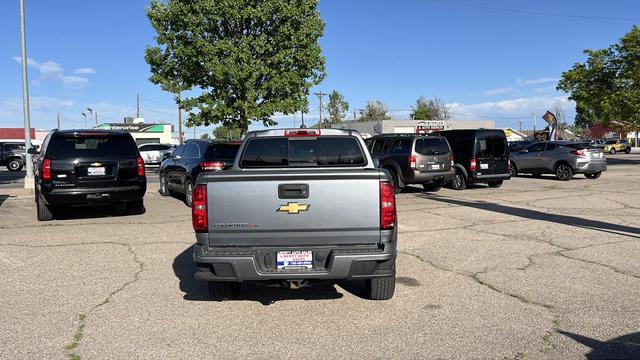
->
[138,143,175,165]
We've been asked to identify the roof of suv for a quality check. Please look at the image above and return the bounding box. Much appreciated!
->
[54,129,129,135]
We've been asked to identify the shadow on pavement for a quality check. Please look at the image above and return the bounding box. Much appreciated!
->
[0,170,25,185]
[605,156,640,166]
[558,331,640,359]
[0,194,15,207]
[425,196,640,239]
[173,245,346,305]
[52,203,145,220]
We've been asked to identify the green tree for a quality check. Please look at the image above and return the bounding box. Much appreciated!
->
[326,90,349,126]
[410,96,451,120]
[200,133,211,140]
[145,0,326,135]
[213,124,243,140]
[558,26,640,134]
[359,100,391,121]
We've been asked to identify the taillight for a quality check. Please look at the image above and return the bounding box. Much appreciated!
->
[450,153,455,167]
[192,184,208,232]
[42,158,52,181]
[570,149,587,157]
[200,161,224,171]
[285,129,321,137]
[380,181,396,230]
[136,156,145,177]
[470,159,477,172]
[409,155,417,170]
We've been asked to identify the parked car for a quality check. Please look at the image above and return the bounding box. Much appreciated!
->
[509,141,606,180]
[138,143,175,165]
[0,141,26,171]
[31,130,147,221]
[603,139,631,154]
[192,128,397,301]
[436,129,510,190]
[365,134,454,192]
[158,139,240,206]
[590,139,606,148]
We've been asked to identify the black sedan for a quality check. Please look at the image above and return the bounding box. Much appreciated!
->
[158,139,240,206]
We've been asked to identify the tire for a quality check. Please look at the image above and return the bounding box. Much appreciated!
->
[7,159,23,172]
[423,183,442,192]
[555,163,573,181]
[487,180,503,188]
[159,173,170,196]
[36,194,53,221]
[585,172,602,179]
[126,198,145,215]
[184,179,193,207]
[366,275,396,300]
[610,148,616,155]
[509,163,518,177]
[450,170,466,190]
[208,282,241,301]
[625,147,631,154]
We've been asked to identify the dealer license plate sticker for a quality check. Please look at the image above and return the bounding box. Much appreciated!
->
[277,251,313,269]
[88,167,106,176]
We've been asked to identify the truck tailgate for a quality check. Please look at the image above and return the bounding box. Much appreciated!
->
[204,170,382,247]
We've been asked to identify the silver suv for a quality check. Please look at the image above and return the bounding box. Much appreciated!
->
[510,141,606,180]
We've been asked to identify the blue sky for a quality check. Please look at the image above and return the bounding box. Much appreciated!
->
[1,0,639,135]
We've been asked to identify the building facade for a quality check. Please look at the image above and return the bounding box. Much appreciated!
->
[96,123,174,145]
[332,119,496,138]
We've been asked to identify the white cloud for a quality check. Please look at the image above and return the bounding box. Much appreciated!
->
[73,67,95,75]
[484,87,515,96]
[12,57,92,89]
[447,96,575,120]
[517,77,560,86]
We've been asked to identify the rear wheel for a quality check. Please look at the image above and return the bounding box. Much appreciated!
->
[366,276,396,300]
[159,173,170,196]
[423,183,442,192]
[610,148,616,155]
[126,198,145,215]
[487,180,503,188]
[208,282,241,301]
[7,159,23,172]
[625,147,631,154]
[36,194,53,221]
[184,180,193,207]
[509,163,518,177]
[555,163,573,181]
[450,170,466,190]
[585,172,602,179]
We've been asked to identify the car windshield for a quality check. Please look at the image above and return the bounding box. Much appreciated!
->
[240,137,366,168]
[49,134,137,159]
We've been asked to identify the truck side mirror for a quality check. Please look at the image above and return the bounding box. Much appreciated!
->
[163,152,172,160]
[27,147,38,155]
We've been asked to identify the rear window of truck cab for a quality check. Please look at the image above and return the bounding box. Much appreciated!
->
[49,133,137,159]
[240,137,366,168]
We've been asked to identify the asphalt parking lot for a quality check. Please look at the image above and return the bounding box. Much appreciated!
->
[1,153,639,359]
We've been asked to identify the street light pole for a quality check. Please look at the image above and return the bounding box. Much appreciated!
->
[81,113,87,128]
[19,0,34,188]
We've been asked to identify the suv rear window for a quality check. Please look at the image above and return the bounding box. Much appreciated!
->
[240,137,366,168]
[415,138,450,155]
[477,135,507,157]
[49,134,137,159]
[204,143,240,159]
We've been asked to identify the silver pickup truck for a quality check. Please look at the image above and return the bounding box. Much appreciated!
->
[191,128,397,301]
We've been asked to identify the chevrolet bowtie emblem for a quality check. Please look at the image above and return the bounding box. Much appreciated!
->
[277,202,310,214]
[90,162,102,166]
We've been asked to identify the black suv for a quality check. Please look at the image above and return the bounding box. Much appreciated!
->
[158,139,240,206]
[32,130,147,221]
[0,141,27,172]
[437,129,510,190]
[365,134,454,192]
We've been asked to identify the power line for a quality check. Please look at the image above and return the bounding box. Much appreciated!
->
[423,0,640,22]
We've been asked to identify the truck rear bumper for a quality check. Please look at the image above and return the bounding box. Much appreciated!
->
[193,242,396,282]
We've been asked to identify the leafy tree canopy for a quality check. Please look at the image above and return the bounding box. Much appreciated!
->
[213,124,244,140]
[410,96,451,120]
[326,90,349,126]
[145,0,326,134]
[360,100,391,121]
[558,26,640,129]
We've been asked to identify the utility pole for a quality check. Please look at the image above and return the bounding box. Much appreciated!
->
[19,0,33,187]
[136,93,140,118]
[531,113,536,140]
[517,121,523,132]
[81,112,87,128]
[353,110,356,121]
[293,112,296,128]
[314,91,327,127]
[95,112,98,126]
[177,92,183,144]
[193,126,196,139]
[300,110,305,128]
[57,113,60,129]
